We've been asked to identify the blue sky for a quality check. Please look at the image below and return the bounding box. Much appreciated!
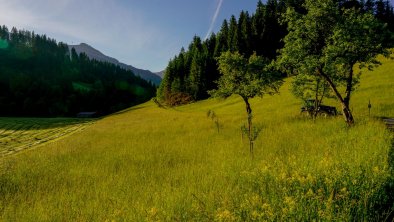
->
[0,0,258,72]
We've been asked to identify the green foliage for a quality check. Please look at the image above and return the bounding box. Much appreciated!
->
[0,39,8,49]
[210,52,282,100]
[291,74,335,118]
[159,0,394,107]
[158,0,293,105]
[210,51,282,156]
[241,121,263,142]
[0,25,156,117]
[324,7,393,70]
[72,82,93,92]
[277,0,393,125]
[291,75,333,102]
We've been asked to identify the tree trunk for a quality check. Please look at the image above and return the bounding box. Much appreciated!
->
[341,103,354,125]
[317,69,354,126]
[343,66,355,125]
[242,96,254,158]
[344,67,353,107]
[242,96,252,117]
[313,79,320,119]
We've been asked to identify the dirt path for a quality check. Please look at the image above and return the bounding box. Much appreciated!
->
[383,118,394,132]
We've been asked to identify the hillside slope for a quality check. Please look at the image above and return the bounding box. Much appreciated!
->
[0,26,156,117]
[69,43,162,85]
[0,57,393,221]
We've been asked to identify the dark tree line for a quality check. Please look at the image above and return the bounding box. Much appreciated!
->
[0,25,156,117]
[157,0,394,105]
[157,0,291,105]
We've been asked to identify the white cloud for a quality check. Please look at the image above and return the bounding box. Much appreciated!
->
[0,0,166,68]
[1,0,228,71]
[204,0,223,40]
[0,0,163,67]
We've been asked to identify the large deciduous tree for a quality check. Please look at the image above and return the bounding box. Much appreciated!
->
[209,51,282,156]
[278,0,393,125]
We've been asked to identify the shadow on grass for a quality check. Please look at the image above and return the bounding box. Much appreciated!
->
[367,137,394,221]
[0,118,96,131]
[106,104,150,117]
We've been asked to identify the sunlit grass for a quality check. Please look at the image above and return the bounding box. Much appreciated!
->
[0,58,393,221]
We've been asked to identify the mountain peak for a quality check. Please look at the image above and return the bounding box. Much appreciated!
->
[69,43,120,64]
[79,43,90,47]
[68,43,161,85]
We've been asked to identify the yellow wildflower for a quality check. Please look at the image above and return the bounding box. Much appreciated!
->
[215,209,236,222]
[306,188,314,198]
[262,203,274,218]
[284,196,296,211]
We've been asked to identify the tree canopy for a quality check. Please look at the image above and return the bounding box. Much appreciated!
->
[158,0,394,106]
[210,52,282,103]
[157,0,294,105]
[210,51,283,156]
[277,0,393,125]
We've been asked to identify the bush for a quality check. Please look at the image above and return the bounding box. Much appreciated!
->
[165,92,193,106]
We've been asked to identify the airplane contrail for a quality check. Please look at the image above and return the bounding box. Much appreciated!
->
[204,0,224,40]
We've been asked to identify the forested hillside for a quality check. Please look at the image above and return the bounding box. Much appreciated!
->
[0,26,156,117]
[157,0,394,105]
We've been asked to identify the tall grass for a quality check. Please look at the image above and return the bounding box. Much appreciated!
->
[0,58,393,221]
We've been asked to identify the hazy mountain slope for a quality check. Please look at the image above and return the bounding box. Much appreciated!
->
[69,43,162,85]
[0,25,156,117]
[155,70,165,78]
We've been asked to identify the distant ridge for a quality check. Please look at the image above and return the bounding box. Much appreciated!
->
[69,43,162,85]
[155,70,165,78]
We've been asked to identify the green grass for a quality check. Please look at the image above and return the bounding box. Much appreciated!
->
[0,58,393,221]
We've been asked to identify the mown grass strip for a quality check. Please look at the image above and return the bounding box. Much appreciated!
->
[0,118,95,157]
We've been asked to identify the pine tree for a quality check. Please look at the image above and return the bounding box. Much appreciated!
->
[252,0,266,55]
[228,15,239,52]
[238,11,252,56]
[214,20,229,56]
[158,0,394,107]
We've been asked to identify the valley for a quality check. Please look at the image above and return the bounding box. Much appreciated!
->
[0,0,393,220]
[0,57,392,221]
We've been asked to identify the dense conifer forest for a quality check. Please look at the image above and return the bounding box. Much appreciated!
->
[0,26,156,117]
[157,0,394,106]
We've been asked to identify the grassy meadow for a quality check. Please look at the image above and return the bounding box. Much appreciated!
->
[0,57,393,221]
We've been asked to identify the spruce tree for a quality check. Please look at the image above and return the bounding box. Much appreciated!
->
[228,15,239,52]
